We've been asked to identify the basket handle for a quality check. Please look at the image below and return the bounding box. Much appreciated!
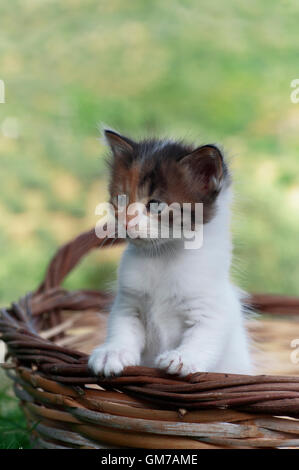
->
[35,228,299,316]
[36,228,124,293]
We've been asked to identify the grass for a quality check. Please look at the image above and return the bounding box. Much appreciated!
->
[0,372,31,449]
[1,0,299,448]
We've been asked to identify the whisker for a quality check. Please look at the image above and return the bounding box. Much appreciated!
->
[109,237,118,249]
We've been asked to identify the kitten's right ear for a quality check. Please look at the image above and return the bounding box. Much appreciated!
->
[179,145,225,195]
[103,129,135,158]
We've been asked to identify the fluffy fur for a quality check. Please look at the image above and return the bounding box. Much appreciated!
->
[88,130,253,377]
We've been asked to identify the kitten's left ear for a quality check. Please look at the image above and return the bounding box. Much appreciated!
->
[179,145,225,194]
[103,129,135,158]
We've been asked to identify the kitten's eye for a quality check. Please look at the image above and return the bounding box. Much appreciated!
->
[146,199,167,214]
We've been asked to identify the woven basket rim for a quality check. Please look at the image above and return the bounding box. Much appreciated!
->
[2,228,299,417]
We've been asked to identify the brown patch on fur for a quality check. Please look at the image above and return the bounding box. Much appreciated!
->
[136,159,219,224]
[128,164,140,205]
[106,131,230,227]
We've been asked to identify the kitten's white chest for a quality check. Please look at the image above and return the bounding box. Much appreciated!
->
[119,249,185,361]
[141,289,184,364]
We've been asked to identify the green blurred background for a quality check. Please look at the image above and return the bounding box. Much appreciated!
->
[0,0,299,448]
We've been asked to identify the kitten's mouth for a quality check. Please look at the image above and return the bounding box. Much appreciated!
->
[126,233,159,242]
[126,227,184,241]
[126,230,169,241]
[126,232,181,248]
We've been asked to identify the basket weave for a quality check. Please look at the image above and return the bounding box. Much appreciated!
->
[2,229,299,449]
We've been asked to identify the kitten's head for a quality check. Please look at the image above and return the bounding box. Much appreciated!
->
[104,129,230,251]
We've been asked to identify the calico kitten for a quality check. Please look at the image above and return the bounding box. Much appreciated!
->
[88,129,252,377]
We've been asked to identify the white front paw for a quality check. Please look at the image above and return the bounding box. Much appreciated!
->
[156,350,201,376]
[88,345,140,377]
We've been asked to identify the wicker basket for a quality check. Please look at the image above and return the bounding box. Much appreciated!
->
[2,229,299,449]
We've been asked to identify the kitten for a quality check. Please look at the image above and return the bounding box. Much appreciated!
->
[88,129,253,377]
